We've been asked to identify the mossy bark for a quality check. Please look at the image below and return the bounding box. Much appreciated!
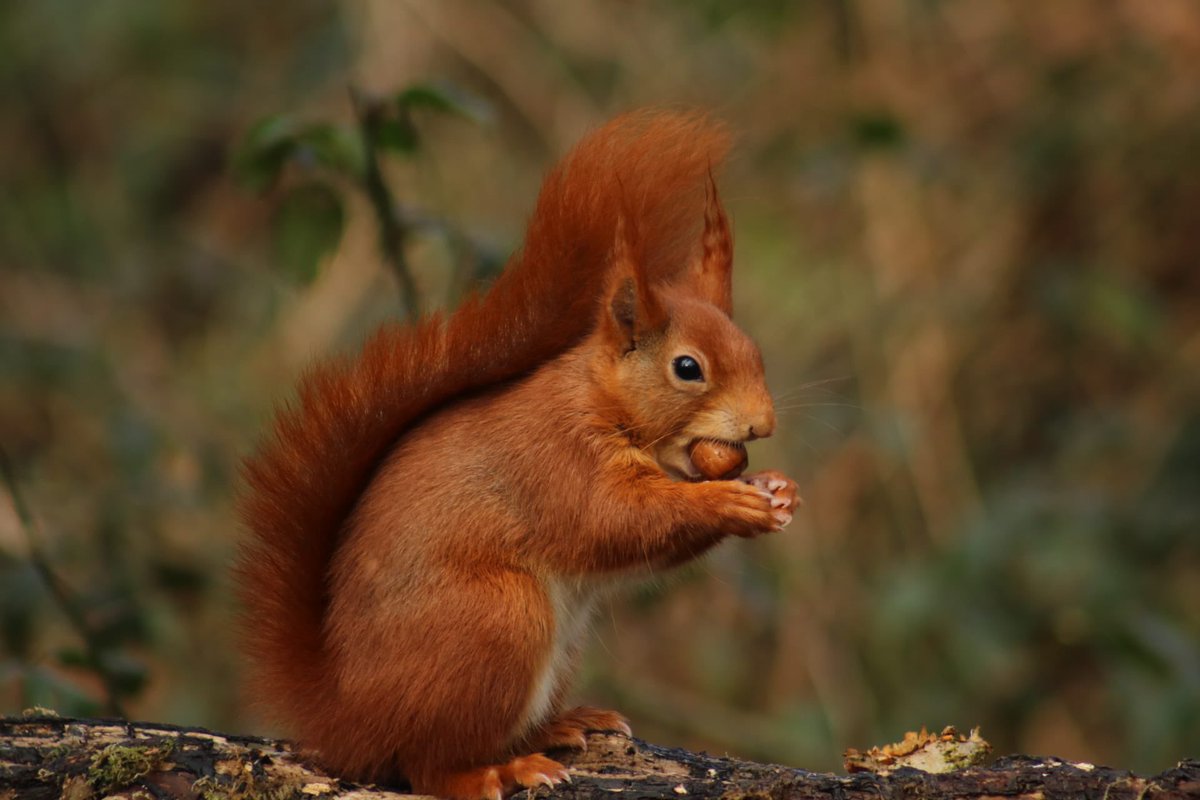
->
[1,715,1198,800]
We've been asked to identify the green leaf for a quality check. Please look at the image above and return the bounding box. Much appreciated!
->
[294,123,365,178]
[373,116,419,154]
[99,652,149,696]
[272,183,345,285]
[0,562,43,658]
[395,82,493,125]
[851,111,905,151]
[23,665,101,717]
[232,114,299,191]
[235,117,365,186]
[56,647,89,668]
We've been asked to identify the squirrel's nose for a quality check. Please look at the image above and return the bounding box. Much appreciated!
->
[746,407,776,440]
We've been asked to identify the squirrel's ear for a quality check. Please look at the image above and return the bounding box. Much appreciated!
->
[604,214,666,351]
[686,170,734,315]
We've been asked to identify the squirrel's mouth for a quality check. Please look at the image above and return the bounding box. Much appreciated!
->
[652,435,748,483]
[688,437,748,457]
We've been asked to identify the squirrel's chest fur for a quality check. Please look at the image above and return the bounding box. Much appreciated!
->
[518,574,606,734]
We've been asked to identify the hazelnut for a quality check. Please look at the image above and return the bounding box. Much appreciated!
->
[689,439,748,480]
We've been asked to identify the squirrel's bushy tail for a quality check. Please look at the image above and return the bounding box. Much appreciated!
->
[234,110,729,734]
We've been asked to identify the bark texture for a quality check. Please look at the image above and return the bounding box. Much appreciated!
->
[1,715,1198,800]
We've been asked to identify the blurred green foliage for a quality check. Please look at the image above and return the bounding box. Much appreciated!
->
[232,80,491,291]
[1,0,1197,776]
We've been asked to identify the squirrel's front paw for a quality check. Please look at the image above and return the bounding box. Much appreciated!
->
[742,470,801,530]
[697,479,781,537]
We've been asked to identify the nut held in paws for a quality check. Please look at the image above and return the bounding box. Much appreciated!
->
[689,439,748,480]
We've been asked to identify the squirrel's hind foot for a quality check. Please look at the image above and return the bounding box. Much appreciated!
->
[421,754,570,800]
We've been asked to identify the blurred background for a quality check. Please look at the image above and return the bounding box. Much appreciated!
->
[2,0,1198,776]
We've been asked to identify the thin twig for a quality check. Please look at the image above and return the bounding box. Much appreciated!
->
[0,448,126,717]
[349,86,421,320]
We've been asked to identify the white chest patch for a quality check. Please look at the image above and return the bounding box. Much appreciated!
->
[517,574,608,735]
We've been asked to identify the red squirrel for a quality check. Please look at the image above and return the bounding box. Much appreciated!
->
[236,110,800,800]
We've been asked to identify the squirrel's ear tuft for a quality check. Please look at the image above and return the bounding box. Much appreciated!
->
[686,170,734,315]
[604,214,666,351]
[610,276,638,335]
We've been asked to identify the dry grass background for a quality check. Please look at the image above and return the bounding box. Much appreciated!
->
[1,0,1198,775]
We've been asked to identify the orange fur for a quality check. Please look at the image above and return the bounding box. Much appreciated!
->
[235,110,799,798]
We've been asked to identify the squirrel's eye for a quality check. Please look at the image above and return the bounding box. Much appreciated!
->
[672,355,704,382]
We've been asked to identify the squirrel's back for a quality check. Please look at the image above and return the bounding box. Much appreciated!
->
[235,110,731,741]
